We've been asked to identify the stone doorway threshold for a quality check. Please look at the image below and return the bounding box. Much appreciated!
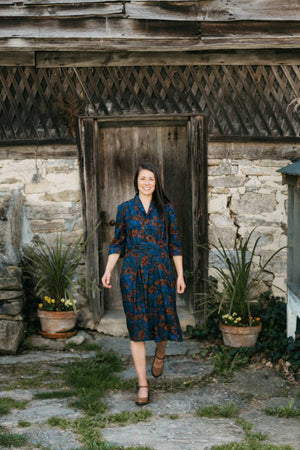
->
[96,308,195,337]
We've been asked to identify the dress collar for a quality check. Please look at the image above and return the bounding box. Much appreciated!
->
[135,194,154,216]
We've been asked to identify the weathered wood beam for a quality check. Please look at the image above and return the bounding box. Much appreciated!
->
[0,145,77,159]
[208,142,300,161]
[36,49,300,67]
[1,0,122,4]
[2,142,300,161]
[202,21,300,38]
[0,51,34,65]
[0,18,200,39]
[2,35,300,52]
[2,0,300,22]
[127,1,201,21]
[128,0,300,21]
[200,0,300,21]
[0,3,124,18]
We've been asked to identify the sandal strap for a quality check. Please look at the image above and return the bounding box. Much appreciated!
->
[139,385,148,388]
[155,351,165,360]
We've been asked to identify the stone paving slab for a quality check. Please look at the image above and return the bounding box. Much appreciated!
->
[241,410,300,449]
[105,385,246,415]
[0,389,34,401]
[101,416,245,450]
[0,350,95,365]
[1,398,82,426]
[120,359,214,380]
[265,396,300,411]
[224,368,288,396]
[12,425,83,450]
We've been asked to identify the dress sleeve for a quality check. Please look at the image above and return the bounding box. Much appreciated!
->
[167,204,182,257]
[108,204,126,257]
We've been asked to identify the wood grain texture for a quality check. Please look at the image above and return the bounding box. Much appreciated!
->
[190,115,208,323]
[80,118,103,321]
[0,17,200,39]
[2,0,299,21]
[0,51,34,66]
[2,37,300,52]
[36,49,300,68]
[0,3,124,18]
[0,1,299,52]
[208,142,300,161]
[0,145,77,159]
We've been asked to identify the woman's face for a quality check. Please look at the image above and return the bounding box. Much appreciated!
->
[137,169,156,197]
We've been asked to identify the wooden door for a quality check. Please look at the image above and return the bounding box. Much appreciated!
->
[80,115,207,322]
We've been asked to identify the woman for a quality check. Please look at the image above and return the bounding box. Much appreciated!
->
[101,162,186,406]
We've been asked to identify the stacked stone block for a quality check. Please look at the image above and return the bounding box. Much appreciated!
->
[0,266,25,353]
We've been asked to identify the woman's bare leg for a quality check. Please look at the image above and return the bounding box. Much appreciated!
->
[153,340,167,371]
[130,341,148,398]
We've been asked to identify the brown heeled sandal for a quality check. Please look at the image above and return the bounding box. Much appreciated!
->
[151,351,165,378]
[135,382,150,406]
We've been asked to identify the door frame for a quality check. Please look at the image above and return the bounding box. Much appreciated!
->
[78,114,208,323]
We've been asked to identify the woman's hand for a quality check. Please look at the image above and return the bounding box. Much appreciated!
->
[101,254,120,288]
[177,274,186,294]
[101,270,112,288]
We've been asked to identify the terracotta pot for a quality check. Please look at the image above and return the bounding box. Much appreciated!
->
[219,321,262,348]
[37,309,78,334]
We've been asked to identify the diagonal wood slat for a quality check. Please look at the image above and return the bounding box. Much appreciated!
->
[0,65,299,143]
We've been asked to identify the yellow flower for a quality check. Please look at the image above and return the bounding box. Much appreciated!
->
[38,303,43,308]
[51,299,55,304]
[228,316,233,320]
[61,299,65,303]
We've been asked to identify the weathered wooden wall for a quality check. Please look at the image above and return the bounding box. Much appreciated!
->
[0,65,300,145]
[0,0,300,53]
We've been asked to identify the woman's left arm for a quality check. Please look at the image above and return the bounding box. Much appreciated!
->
[166,203,186,294]
[173,255,186,294]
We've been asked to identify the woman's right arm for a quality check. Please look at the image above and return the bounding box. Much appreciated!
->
[101,253,120,288]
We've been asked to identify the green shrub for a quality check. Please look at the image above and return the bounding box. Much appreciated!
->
[213,346,252,378]
[255,292,300,369]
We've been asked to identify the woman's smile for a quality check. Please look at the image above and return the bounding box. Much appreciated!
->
[137,169,156,196]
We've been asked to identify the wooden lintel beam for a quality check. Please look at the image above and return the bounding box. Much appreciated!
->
[0,51,35,66]
[36,49,300,67]
[208,141,300,161]
[1,35,300,52]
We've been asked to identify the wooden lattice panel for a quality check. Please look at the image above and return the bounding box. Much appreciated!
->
[0,65,300,143]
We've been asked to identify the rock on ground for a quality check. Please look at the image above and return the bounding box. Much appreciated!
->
[101,417,245,450]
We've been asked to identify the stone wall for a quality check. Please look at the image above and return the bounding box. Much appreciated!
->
[208,156,288,296]
[0,144,292,351]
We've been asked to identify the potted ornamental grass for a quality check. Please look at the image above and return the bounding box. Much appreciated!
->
[23,230,97,338]
[210,228,285,347]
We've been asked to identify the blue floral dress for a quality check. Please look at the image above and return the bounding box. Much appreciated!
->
[109,195,183,342]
